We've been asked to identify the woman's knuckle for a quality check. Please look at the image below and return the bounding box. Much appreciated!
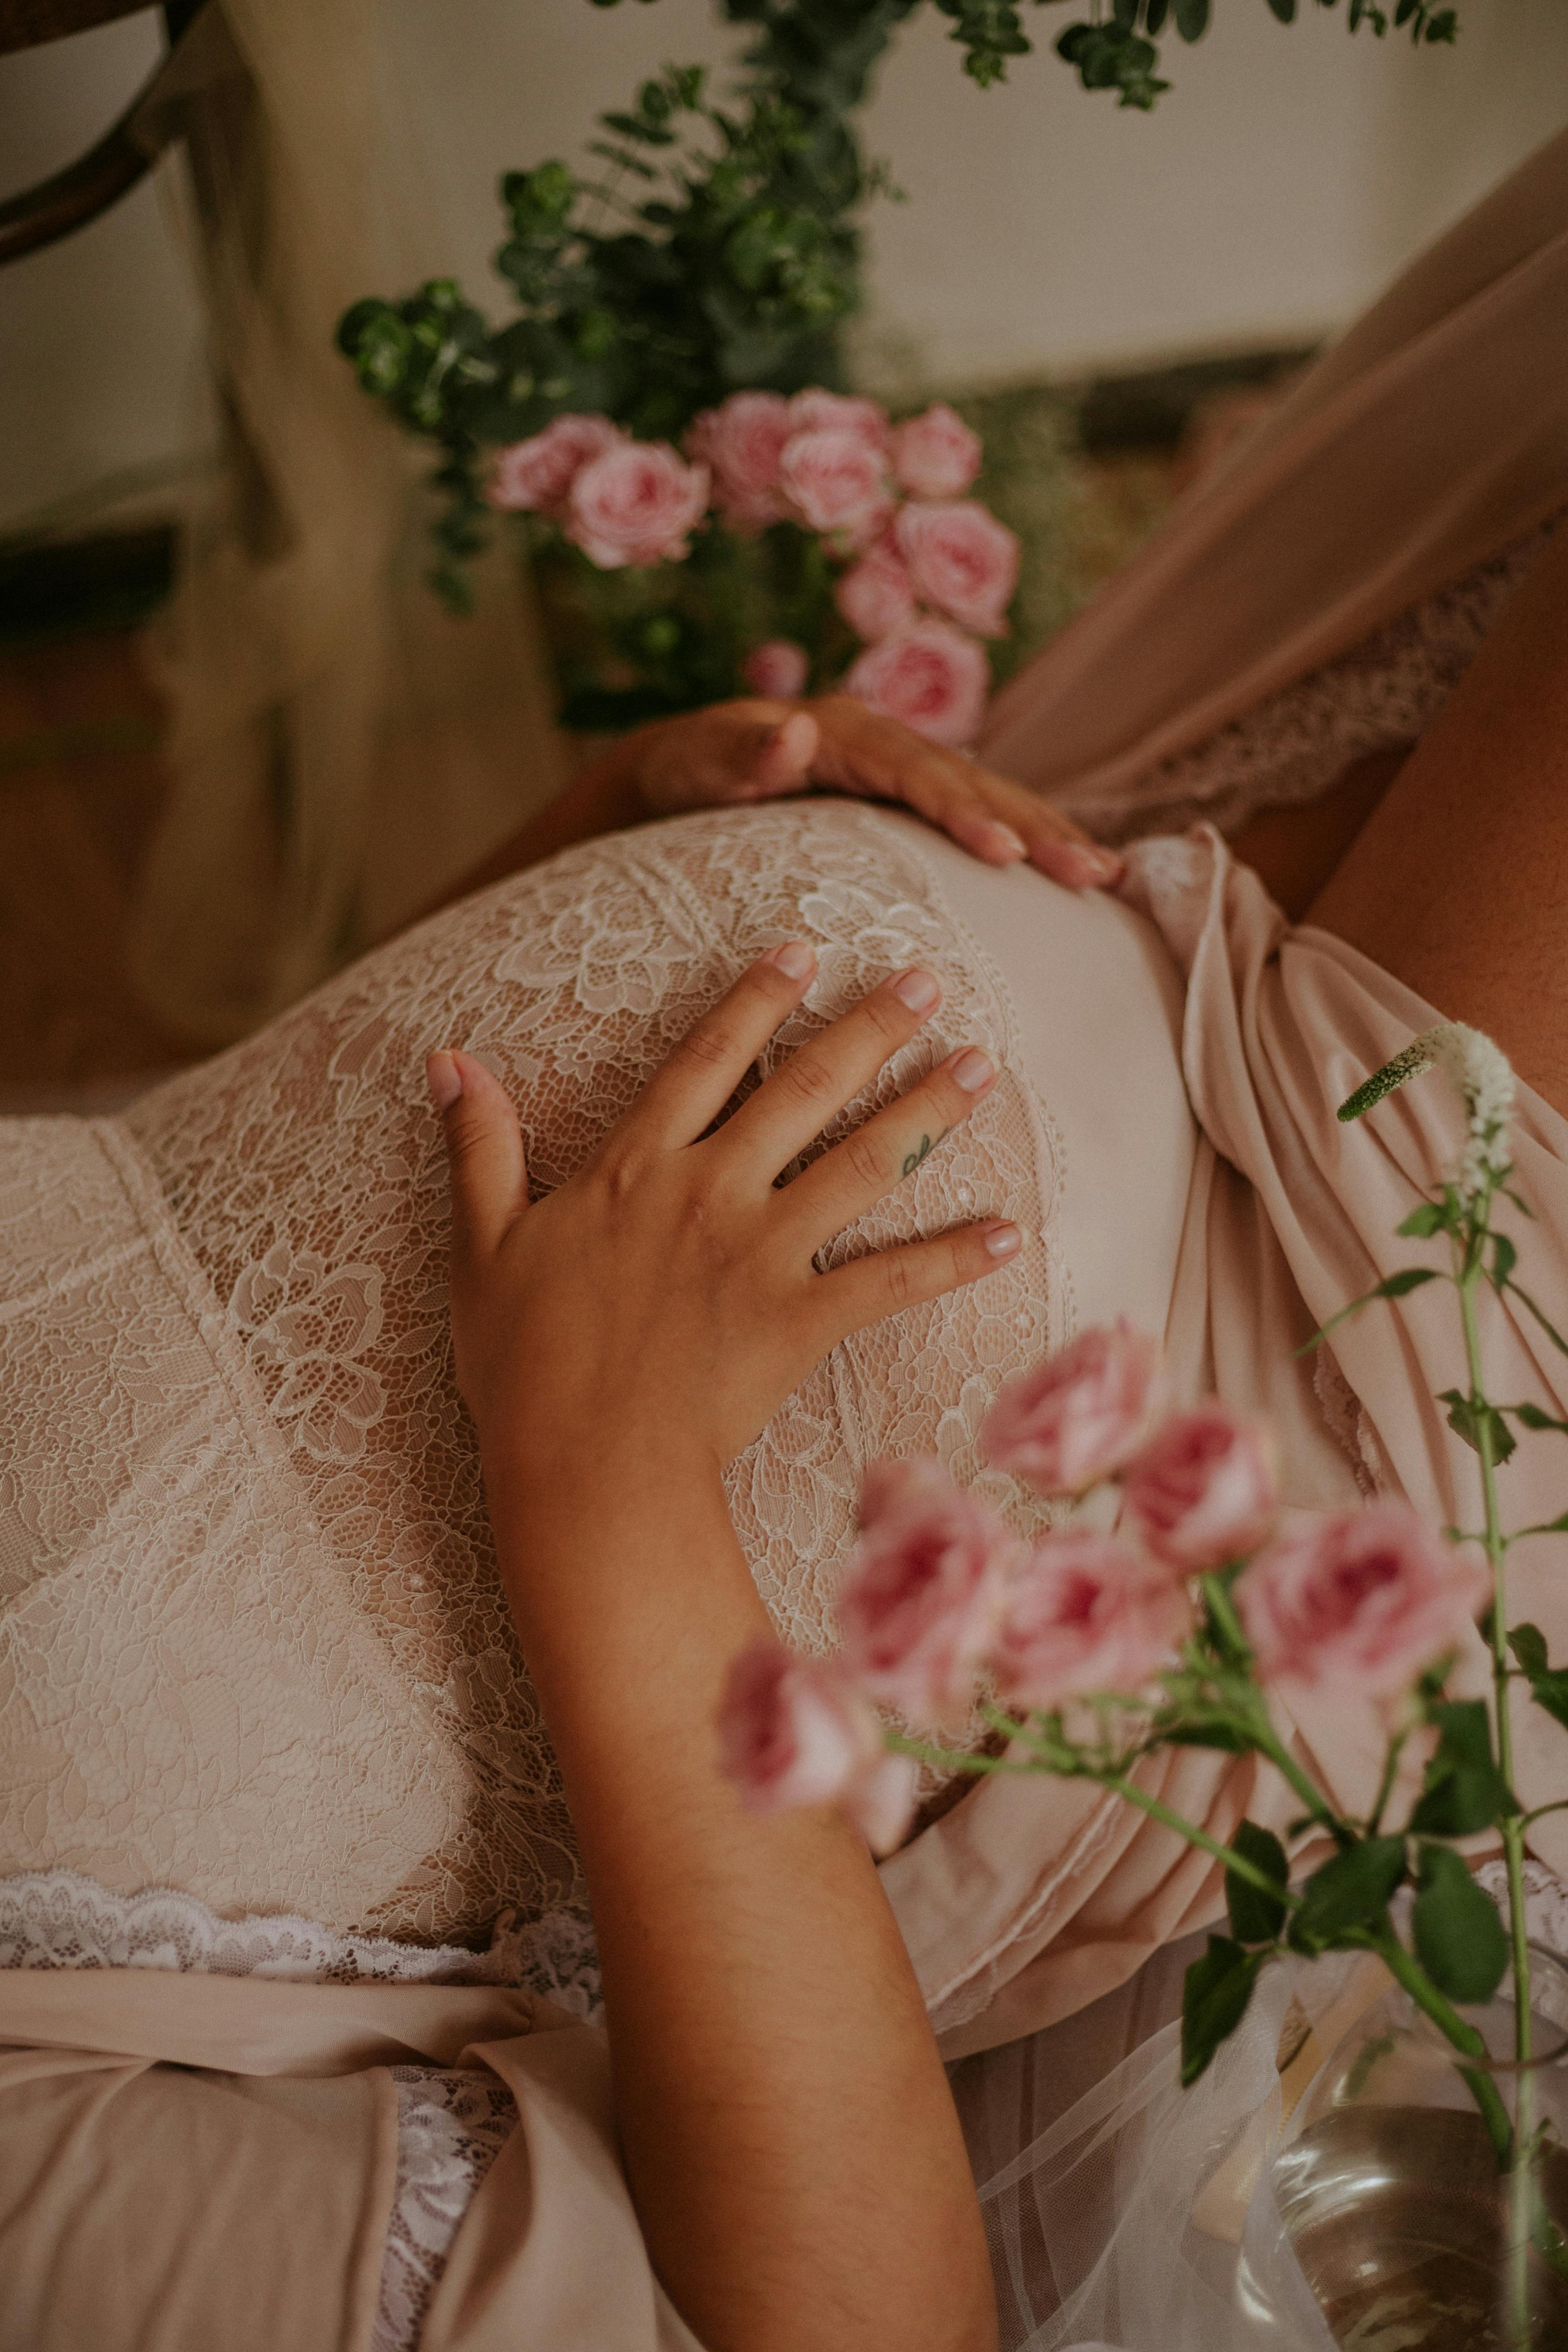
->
[842,1130,886,1188]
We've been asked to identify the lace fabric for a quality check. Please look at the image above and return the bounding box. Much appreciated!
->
[1082,513,1561,846]
[0,801,1060,1948]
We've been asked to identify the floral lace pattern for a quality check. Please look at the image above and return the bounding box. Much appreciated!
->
[1082,513,1562,846]
[0,799,1064,1948]
[374,2067,519,2352]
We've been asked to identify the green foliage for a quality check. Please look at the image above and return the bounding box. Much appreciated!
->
[1509,1623,1568,1734]
[1413,1843,1510,2001]
[1438,1386,1518,1468]
[1286,1837,1406,1954]
[1225,1819,1290,1943]
[1182,1935,1265,2085]
[1407,1700,1513,1838]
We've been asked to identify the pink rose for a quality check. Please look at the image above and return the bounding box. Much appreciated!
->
[1235,1503,1490,1700]
[842,620,990,749]
[989,1534,1192,1712]
[717,1638,919,1854]
[835,539,918,642]
[778,427,894,541]
[787,389,891,449]
[564,441,711,569]
[1121,1404,1280,1574]
[981,1322,1168,1496]
[686,390,793,531]
[741,638,810,698]
[894,500,1020,638]
[487,414,625,514]
[891,402,983,500]
[836,1457,1018,1725]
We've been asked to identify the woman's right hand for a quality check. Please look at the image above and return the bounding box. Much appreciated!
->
[427,944,1022,1485]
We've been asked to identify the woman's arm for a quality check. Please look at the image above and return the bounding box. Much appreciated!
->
[428,952,1009,2352]
[420,695,1123,923]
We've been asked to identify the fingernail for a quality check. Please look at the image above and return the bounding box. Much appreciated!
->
[1069,845,1124,885]
[891,967,940,1014]
[425,1050,462,1112]
[985,821,1027,860]
[949,1047,994,1093]
[769,940,816,980]
[980,1220,1023,1260]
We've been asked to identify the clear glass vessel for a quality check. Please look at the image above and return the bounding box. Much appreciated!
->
[1267,1947,1568,2351]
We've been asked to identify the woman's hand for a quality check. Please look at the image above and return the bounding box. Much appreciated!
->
[427,944,1021,1484]
[625,695,1124,891]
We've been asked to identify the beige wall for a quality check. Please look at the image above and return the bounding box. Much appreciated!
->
[2,0,1565,532]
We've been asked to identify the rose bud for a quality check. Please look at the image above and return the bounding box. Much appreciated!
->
[1121,1403,1279,1575]
[981,1321,1167,1497]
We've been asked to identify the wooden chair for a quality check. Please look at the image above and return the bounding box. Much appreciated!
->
[0,1,212,266]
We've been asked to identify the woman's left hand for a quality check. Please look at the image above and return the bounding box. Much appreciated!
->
[625,695,1124,892]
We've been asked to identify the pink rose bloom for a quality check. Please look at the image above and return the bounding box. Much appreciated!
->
[686,390,793,531]
[787,389,891,449]
[836,1456,1018,1724]
[835,539,918,642]
[1236,1503,1490,1701]
[981,1321,1168,1496]
[891,402,983,500]
[989,1534,1192,1712]
[894,500,1020,638]
[564,441,711,569]
[487,414,624,513]
[842,620,990,749]
[778,427,894,541]
[1121,1403,1280,1575]
[742,638,810,698]
[717,1638,919,1853]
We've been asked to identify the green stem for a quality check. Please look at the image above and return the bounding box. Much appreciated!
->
[1099,1770,1302,1909]
[1458,1229,1536,2346]
[1374,1929,1516,2164]
[1367,1724,1412,1838]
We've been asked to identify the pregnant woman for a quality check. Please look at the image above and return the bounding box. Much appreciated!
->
[3,120,1568,2352]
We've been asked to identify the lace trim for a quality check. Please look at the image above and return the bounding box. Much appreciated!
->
[373,2067,519,2352]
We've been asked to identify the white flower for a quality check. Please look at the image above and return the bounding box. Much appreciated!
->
[1338,1021,1515,1201]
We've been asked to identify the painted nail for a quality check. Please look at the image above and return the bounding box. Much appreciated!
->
[949,1047,994,1093]
[891,967,940,1014]
[425,1050,462,1112]
[985,821,1027,860]
[980,1221,1023,1260]
[769,940,816,980]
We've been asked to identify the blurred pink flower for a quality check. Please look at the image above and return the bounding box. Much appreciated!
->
[564,441,711,569]
[837,1456,1019,1725]
[982,1322,1167,1497]
[989,1533,1193,1712]
[891,402,983,500]
[686,390,794,531]
[787,389,891,449]
[835,539,919,642]
[742,638,810,698]
[843,619,989,748]
[1121,1404,1279,1575]
[717,1638,919,1853]
[487,414,624,513]
[778,427,894,540]
[894,500,1020,638]
[1236,1504,1489,1700]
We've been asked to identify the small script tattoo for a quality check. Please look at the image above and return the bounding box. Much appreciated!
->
[901,1126,950,1179]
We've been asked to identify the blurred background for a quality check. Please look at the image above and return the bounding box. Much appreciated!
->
[3,0,1566,1108]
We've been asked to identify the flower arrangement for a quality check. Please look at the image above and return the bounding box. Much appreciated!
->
[720,1021,1568,2348]
[488,389,1020,741]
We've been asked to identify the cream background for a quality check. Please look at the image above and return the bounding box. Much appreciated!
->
[1,0,1565,531]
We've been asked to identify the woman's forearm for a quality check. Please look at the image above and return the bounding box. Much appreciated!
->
[484,1443,997,2352]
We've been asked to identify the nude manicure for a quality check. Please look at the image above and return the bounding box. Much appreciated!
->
[980,1221,1023,1259]
[891,968,940,1014]
[949,1047,994,1093]
[769,941,816,979]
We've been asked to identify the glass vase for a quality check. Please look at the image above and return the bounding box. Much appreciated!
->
[1267,1945,1568,2351]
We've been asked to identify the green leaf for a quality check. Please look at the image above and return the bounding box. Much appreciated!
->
[1507,1623,1568,1733]
[1145,0,1170,25]
[1288,1836,1406,1954]
[1227,1820,1289,1944]
[1438,1388,1517,1467]
[1174,0,1210,34]
[1491,1234,1518,1290]
[1515,1403,1568,1435]
[1262,0,1297,18]
[1297,1266,1441,1353]
[1510,1623,1550,1677]
[1408,1700,1512,1835]
[1163,1720,1255,1753]
[1412,1844,1509,2001]
[1181,1936,1264,2085]
[1518,1514,1568,1540]
[1398,1200,1452,1239]
[1507,1283,1568,1361]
